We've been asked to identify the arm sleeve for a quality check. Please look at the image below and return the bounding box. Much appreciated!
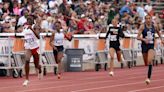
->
[118,27,125,38]
[106,27,111,39]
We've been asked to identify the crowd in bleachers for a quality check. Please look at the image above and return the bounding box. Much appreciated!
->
[0,0,163,34]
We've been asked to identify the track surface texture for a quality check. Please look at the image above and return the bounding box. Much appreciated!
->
[0,65,164,92]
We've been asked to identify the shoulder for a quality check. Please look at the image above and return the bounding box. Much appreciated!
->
[152,23,158,28]
[27,26,33,32]
[140,23,145,29]
[152,24,159,31]
[51,31,55,35]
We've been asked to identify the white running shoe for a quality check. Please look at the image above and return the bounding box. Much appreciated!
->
[57,74,61,79]
[22,80,29,86]
[145,78,151,85]
[36,68,42,80]
[38,73,42,80]
[109,71,114,76]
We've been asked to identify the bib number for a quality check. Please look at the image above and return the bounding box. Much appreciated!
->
[25,38,37,46]
[146,31,154,44]
[55,39,63,44]
[110,35,117,41]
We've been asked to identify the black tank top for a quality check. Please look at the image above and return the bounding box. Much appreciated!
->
[106,25,124,45]
[142,23,155,45]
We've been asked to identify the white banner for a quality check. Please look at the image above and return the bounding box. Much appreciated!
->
[78,39,97,60]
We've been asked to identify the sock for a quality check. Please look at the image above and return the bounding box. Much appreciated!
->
[148,64,152,79]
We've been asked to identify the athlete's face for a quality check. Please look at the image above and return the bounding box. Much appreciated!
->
[27,17,33,25]
[55,22,62,31]
[145,15,152,25]
[112,19,118,26]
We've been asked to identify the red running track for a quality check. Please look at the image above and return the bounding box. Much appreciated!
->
[0,65,164,92]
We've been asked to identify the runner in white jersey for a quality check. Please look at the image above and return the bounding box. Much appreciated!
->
[106,19,124,76]
[23,25,39,49]
[50,21,72,79]
[22,16,41,86]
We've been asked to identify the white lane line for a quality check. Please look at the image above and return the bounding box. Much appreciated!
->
[4,69,161,89]
[17,72,164,92]
[0,66,163,90]
[71,79,164,92]
[0,65,155,84]
[0,68,163,89]
[128,86,164,92]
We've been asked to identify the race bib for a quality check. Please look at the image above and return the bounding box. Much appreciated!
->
[146,31,154,44]
[25,38,35,45]
[110,35,117,41]
[25,37,38,48]
[110,29,118,32]
[55,39,63,45]
[111,29,118,35]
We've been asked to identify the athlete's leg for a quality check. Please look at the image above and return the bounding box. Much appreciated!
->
[23,49,32,86]
[56,52,63,79]
[116,50,124,68]
[145,49,155,84]
[142,53,148,66]
[109,48,115,76]
[32,51,42,75]
[53,49,58,75]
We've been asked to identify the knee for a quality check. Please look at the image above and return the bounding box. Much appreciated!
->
[34,62,41,68]
[56,59,61,64]
[34,58,39,63]
[117,57,121,62]
[25,60,30,64]
[110,57,114,61]
[33,54,39,62]
[148,61,152,65]
[35,65,41,68]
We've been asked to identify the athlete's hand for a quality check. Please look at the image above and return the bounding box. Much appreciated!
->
[53,46,58,51]
[27,25,33,30]
[65,32,73,41]
[50,42,57,50]
[161,40,164,45]
[143,39,149,44]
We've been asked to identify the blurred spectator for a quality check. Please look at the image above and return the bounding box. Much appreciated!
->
[119,4,132,16]
[17,8,29,26]
[152,13,163,31]
[0,0,162,35]
[73,14,88,34]
[57,13,68,31]
[13,2,21,15]
[74,2,86,15]
[0,1,3,17]
[84,18,94,34]
[144,2,152,13]
[136,3,147,20]
[41,14,50,32]
[107,7,117,25]
[159,9,164,19]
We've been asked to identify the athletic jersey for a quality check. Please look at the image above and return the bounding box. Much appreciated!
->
[106,24,124,46]
[142,24,155,45]
[22,26,39,49]
[54,32,64,46]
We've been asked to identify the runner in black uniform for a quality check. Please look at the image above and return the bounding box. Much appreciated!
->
[137,15,164,84]
[106,19,124,76]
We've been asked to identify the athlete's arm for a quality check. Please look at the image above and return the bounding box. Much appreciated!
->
[137,24,150,44]
[155,25,162,40]
[105,27,111,39]
[29,26,40,39]
[137,24,145,41]
[119,27,125,38]
[50,32,55,48]
[155,25,164,44]
[64,32,73,41]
